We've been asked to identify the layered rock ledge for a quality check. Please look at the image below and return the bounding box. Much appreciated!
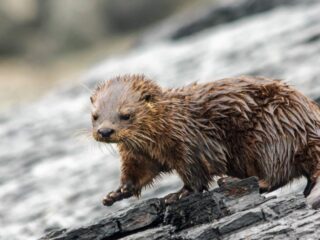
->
[40,177,320,240]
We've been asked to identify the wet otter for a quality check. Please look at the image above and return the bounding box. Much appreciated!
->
[90,74,320,208]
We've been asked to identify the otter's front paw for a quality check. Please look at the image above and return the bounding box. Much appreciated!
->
[102,183,134,206]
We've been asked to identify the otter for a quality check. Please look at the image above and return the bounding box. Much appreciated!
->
[90,74,320,208]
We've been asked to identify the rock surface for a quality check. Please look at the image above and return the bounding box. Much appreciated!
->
[40,177,320,240]
[1,0,320,239]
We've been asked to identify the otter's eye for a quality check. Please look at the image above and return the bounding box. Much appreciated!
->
[92,114,99,121]
[142,94,152,102]
[119,113,131,121]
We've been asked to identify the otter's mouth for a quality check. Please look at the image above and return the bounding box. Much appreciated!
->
[96,138,118,143]
[92,132,118,144]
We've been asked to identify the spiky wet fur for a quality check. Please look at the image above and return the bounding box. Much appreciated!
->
[92,74,320,200]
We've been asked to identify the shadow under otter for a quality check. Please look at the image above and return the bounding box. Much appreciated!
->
[90,75,320,209]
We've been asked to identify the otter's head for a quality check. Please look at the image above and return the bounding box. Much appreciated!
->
[90,75,163,147]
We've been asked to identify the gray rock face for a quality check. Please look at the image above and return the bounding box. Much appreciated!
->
[40,177,320,240]
[41,198,164,240]
[1,0,320,239]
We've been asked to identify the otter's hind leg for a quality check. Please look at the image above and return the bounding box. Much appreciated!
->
[306,168,320,209]
[258,179,289,194]
[257,179,270,194]
[303,176,315,197]
[306,175,320,209]
[163,155,212,205]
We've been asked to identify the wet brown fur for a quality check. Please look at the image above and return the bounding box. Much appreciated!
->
[91,74,320,206]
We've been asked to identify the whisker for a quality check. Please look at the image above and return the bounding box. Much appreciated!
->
[86,140,103,156]
[103,144,113,156]
[79,83,93,94]
[103,144,118,157]
[109,144,118,156]
[73,129,92,137]
[98,142,105,153]
[72,129,93,143]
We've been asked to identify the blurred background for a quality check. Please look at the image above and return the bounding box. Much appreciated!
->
[1,0,320,239]
[0,0,198,111]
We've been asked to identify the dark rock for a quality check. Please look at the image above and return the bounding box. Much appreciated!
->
[164,177,259,230]
[40,178,264,240]
[214,176,259,198]
[164,191,226,230]
[40,219,119,240]
[120,226,175,240]
[179,208,265,240]
[40,199,164,240]
[116,198,164,233]
[224,196,320,240]
[177,224,220,240]
[265,195,307,218]
[40,177,320,239]
[41,177,260,239]
[217,208,264,234]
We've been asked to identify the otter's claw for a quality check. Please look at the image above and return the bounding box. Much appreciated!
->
[163,187,192,205]
[102,183,134,206]
[102,191,121,206]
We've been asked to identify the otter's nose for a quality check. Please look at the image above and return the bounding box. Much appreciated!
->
[98,128,114,138]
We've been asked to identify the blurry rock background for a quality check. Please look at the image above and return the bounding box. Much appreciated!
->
[0,0,189,56]
[1,0,320,239]
[0,0,190,110]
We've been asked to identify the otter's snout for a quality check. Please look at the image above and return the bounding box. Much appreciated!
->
[98,128,114,138]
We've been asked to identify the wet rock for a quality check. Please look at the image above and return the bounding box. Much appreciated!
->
[163,191,226,230]
[41,177,261,239]
[217,208,265,235]
[116,199,164,233]
[40,199,164,240]
[40,220,118,240]
[40,177,320,240]
[120,226,175,240]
